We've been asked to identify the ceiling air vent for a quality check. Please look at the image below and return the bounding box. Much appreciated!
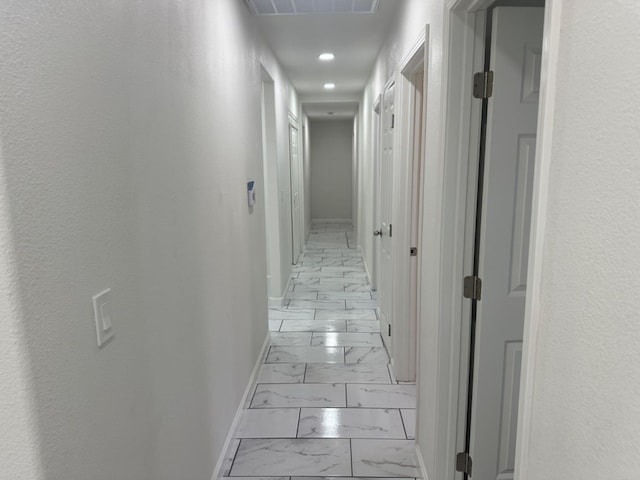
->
[246,0,379,15]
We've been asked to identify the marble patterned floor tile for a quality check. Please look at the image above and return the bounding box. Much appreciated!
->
[321,266,366,273]
[345,347,389,364]
[342,258,364,266]
[351,439,418,477]
[316,309,377,321]
[285,291,319,300]
[280,320,347,332]
[304,364,391,384]
[269,320,282,332]
[251,384,346,408]
[298,271,347,278]
[346,384,417,408]
[291,277,322,286]
[299,257,324,265]
[269,308,315,320]
[311,332,383,347]
[346,300,379,310]
[401,409,416,440]
[298,408,405,439]
[257,363,306,384]
[345,284,374,293]
[288,299,346,310]
[346,320,381,333]
[293,264,322,271]
[235,408,300,438]
[293,284,347,293]
[270,332,313,347]
[267,346,344,364]
[221,438,240,476]
[344,271,368,278]
[230,438,351,476]
[320,277,369,285]
[316,258,347,267]
[318,292,372,301]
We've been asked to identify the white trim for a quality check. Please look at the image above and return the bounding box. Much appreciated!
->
[392,27,429,382]
[415,444,430,480]
[514,0,562,477]
[210,333,271,480]
[418,5,486,480]
[269,274,293,307]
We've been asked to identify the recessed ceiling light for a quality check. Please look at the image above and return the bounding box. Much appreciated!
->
[324,83,336,90]
[319,53,335,61]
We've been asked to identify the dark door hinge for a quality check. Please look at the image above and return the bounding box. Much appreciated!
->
[456,452,472,475]
[473,71,494,99]
[463,276,482,301]
[410,247,417,256]
[388,324,391,337]
[391,113,395,129]
[389,224,393,237]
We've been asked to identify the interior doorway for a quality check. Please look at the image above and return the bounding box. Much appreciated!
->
[459,5,544,480]
[260,69,281,302]
[392,31,428,383]
[288,118,301,264]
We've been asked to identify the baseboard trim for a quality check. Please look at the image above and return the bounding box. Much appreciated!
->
[415,443,429,480]
[210,333,270,480]
[268,275,293,307]
[363,252,372,285]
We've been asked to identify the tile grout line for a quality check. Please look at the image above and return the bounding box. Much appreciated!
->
[399,408,409,439]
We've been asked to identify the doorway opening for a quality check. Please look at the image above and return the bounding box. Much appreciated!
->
[261,68,281,304]
[460,5,544,480]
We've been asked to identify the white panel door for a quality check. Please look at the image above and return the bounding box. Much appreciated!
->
[378,82,395,351]
[470,7,543,480]
[289,123,301,264]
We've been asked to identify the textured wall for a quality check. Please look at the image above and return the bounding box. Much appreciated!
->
[356,1,446,475]
[0,1,297,479]
[310,120,354,220]
[524,1,640,478]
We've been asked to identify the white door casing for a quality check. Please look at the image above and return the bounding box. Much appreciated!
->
[289,121,301,264]
[469,7,544,480]
[378,81,395,353]
[372,95,382,291]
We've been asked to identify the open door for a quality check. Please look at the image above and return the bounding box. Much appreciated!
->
[463,7,544,480]
[377,81,395,353]
[289,122,301,264]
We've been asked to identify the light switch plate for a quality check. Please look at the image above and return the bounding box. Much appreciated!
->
[92,289,114,347]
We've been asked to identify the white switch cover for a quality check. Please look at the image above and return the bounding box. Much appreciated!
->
[92,289,114,347]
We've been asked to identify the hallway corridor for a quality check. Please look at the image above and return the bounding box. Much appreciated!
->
[219,222,419,479]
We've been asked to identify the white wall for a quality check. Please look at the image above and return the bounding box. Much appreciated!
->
[355,0,449,477]
[0,1,298,479]
[521,1,640,478]
[310,120,354,220]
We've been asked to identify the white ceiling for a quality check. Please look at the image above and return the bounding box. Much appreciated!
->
[248,0,401,119]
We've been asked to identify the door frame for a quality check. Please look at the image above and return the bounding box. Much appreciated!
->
[261,67,283,305]
[391,27,429,382]
[371,95,382,291]
[288,112,302,264]
[417,1,562,479]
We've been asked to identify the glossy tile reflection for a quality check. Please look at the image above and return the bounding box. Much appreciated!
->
[223,222,419,479]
